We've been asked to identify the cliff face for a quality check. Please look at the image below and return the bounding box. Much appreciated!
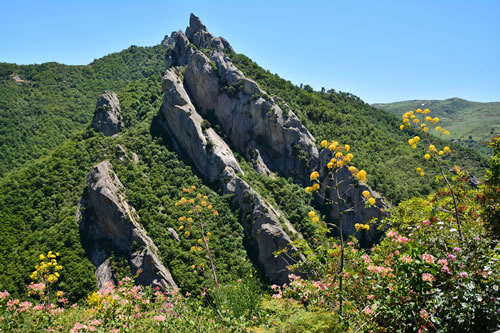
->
[77,161,178,290]
[159,13,389,282]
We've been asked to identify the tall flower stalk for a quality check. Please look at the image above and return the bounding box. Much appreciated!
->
[400,109,462,242]
[305,140,375,318]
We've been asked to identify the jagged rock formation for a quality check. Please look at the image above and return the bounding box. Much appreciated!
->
[77,161,177,290]
[159,13,391,281]
[160,67,301,284]
[222,167,304,284]
[91,91,123,136]
[161,69,242,183]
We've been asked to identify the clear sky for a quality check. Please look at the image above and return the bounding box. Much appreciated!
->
[1,0,499,104]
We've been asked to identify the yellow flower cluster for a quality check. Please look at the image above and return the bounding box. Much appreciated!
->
[355,223,370,231]
[400,109,446,133]
[416,167,425,177]
[310,171,319,181]
[362,190,376,206]
[30,251,62,284]
[308,211,320,223]
[424,144,451,161]
[407,136,420,149]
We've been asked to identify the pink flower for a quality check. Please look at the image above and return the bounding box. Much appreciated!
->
[437,259,448,266]
[18,301,32,312]
[422,273,434,282]
[399,255,413,264]
[7,299,19,310]
[474,237,481,241]
[0,290,9,300]
[154,315,166,322]
[421,254,435,264]
[448,254,457,261]
[363,307,374,315]
[33,304,45,311]
[453,247,461,252]
[441,266,450,273]
[419,309,429,319]
[460,272,468,278]
[422,220,430,227]
[386,230,398,238]
[368,294,375,300]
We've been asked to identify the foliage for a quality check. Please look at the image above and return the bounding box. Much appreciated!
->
[230,53,488,204]
[0,276,253,332]
[0,45,165,176]
[373,97,499,156]
[479,137,500,235]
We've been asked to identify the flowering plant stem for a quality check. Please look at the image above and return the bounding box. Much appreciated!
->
[194,207,218,288]
[333,170,345,318]
[435,156,463,243]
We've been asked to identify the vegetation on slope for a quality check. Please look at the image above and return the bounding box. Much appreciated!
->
[0,45,166,176]
[373,97,499,156]
[230,53,489,204]
[0,75,255,301]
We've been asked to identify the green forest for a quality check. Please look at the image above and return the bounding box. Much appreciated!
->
[0,37,498,332]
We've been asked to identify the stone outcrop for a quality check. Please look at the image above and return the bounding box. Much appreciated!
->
[222,167,304,284]
[91,91,123,136]
[160,68,301,284]
[158,13,394,283]
[77,161,177,290]
[161,69,243,183]
[184,49,319,184]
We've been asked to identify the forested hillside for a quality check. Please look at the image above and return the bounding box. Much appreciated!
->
[373,98,499,156]
[0,14,497,331]
[0,45,165,176]
[230,54,488,203]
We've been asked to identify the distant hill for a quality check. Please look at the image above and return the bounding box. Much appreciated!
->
[373,98,500,156]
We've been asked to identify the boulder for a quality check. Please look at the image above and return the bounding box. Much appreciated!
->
[91,91,123,136]
[77,161,177,290]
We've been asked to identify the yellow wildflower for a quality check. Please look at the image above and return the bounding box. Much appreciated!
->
[335,151,343,159]
[312,216,320,223]
[424,109,430,114]
[336,160,344,168]
[433,117,439,123]
[400,125,405,130]
[344,144,350,152]
[424,154,431,160]
[198,239,203,245]
[425,116,432,122]
[356,170,367,182]
[310,171,320,181]
[312,183,320,191]
[429,145,437,152]
[438,151,444,156]
[362,190,371,198]
[305,186,313,193]
[443,146,451,154]
[413,118,420,124]
[368,197,376,205]
[420,172,425,176]
[308,211,316,218]
[320,140,328,148]
[184,231,191,237]
[416,108,422,113]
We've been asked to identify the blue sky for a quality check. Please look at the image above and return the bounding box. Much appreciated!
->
[1,0,499,103]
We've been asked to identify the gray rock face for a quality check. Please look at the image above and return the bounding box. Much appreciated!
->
[91,91,123,136]
[184,50,319,185]
[77,161,177,290]
[161,31,178,47]
[161,69,243,183]
[222,167,305,284]
[160,70,301,284]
